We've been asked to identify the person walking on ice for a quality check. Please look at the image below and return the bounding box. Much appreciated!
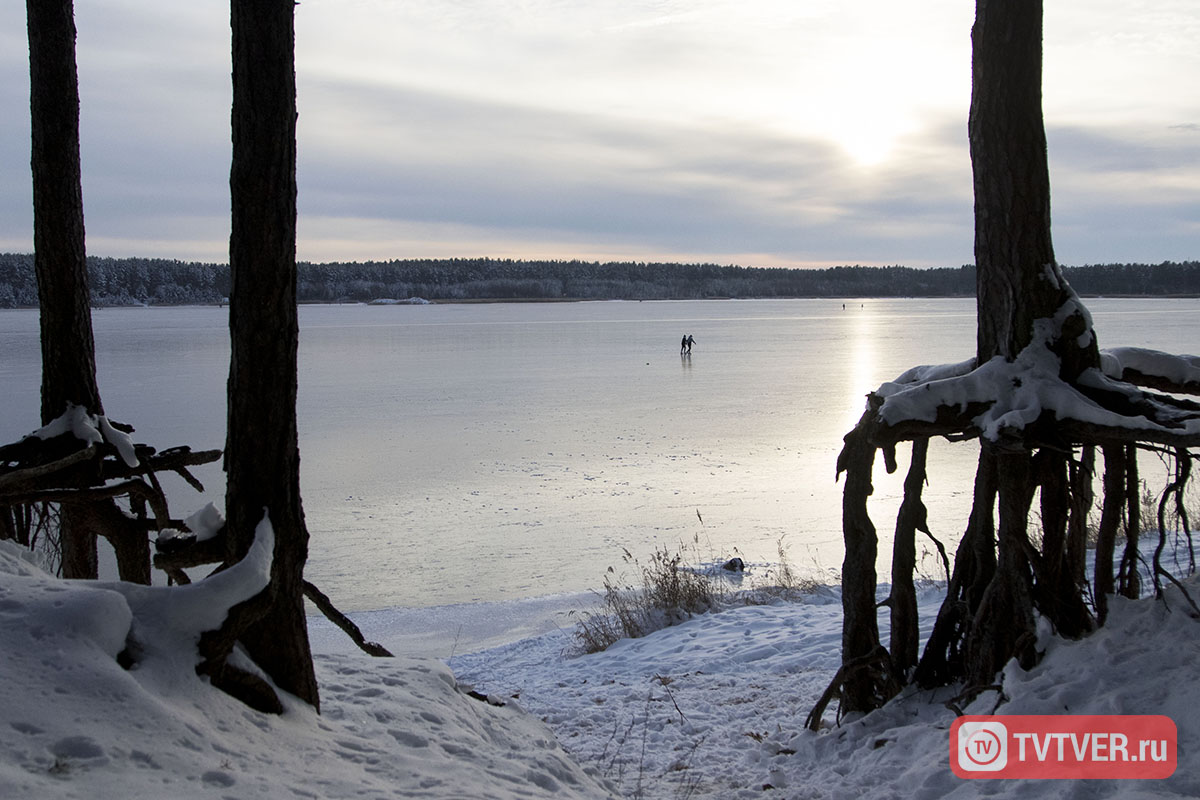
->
[686,334,695,354]
[681,334,688,354]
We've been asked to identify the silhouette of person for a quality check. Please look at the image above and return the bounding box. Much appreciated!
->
[686,334,695,354]
[681,334,688,354]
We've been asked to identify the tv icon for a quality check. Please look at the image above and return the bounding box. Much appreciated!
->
[957,721,1008,772]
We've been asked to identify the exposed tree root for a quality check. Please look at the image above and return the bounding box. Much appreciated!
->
[0,423,220,580]
[819,345,1200,720]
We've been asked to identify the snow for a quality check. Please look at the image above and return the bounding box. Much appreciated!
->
[1101,347,1200,387]
[31,404,140,468]
[0,532,610,800]
[96,416,139,469]
[878,350,1131,440]
[2,531,1197,799]
[367,297,432,305]
[182,502,225,542]
[876,303,1200,442]
[33,404,102,447]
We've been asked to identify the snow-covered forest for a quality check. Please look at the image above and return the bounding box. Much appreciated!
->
[0,253,1197,307]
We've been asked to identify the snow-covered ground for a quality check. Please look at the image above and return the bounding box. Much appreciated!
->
[451,574,1200,799]
[2,534,1197,799]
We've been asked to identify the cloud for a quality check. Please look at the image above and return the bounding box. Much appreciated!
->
[1046,124,1200,263]
[292,75,980,266]
[1,0,1195,267]
[0,0,232,258]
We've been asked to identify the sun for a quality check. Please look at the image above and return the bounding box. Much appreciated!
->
[832,120,910,167]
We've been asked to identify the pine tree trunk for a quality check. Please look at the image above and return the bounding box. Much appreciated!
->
[26,0,102,425]
[970,0,1098,380]
[961,0,1100,680]
[971,0,1057,365]
[225,0,318,710]
[27,0,104,580]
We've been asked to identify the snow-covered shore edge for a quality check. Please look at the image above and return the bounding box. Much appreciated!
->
[3,536,1198,799]
[447,569,1200,800]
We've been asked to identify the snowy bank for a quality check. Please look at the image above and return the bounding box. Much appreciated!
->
[367,297,432,305]
[2,533,1197,799]
[0,540,611,799]
[452,575,1200,799]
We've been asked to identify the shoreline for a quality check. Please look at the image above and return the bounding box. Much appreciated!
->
[306,591,596,660]
[1,291,1198,313]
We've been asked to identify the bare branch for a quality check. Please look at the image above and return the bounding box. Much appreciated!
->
[0,444,98,493]
[303,580,394,657]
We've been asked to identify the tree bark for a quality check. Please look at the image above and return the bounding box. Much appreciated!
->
[836,409,888,713]
[27,0,105,580]
[1030,450,1093,638]
[1065,446,1094,588]
[971,0,1054,363]
[26,0,102,425]
[970,0,1098,381]
[224,0,318,710]
[889,438,929,677]
[58,506,97,578]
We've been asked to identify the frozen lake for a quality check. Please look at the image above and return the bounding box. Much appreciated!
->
[1,297,1197,615]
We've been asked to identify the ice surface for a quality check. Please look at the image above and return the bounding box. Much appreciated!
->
[1,298,1196,615]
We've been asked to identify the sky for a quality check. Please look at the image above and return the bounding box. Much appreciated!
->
[1,0,1197,269]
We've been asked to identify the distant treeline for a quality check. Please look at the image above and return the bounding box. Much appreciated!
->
[0,253,1197,308]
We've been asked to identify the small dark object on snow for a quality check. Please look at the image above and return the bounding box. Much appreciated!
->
[721,557,745,572]
[465,689,506,707]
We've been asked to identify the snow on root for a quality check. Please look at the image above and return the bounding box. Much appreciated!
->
[32,404,140,468]
[1101,346,1200,386]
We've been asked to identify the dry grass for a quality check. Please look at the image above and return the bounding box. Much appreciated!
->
[571,535,828,655]
[571,543,725,655]
[743,537,826,604]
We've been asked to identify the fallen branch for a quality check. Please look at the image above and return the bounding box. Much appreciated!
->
[1,477,169,519]
[303,580,393,657]
[0,444,98,493]
[107,446,222,483]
